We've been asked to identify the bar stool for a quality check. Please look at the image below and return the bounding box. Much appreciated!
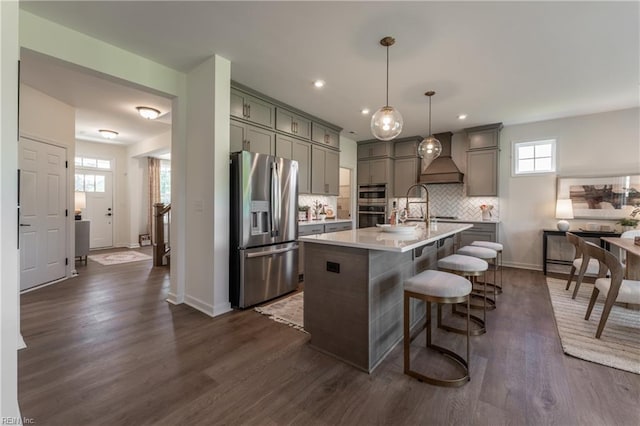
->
[404,269,472,387]
[457,245,498,310]
[471,241,504,294]
[437,254,489,336]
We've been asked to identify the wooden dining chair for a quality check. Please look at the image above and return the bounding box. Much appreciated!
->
[580,242,640,339]
[565,232,599,299]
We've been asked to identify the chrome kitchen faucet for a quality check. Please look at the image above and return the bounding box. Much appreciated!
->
[405,183,430,225]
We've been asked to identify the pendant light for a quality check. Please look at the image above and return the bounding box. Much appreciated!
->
[370,36,403,141]
[417,91,442,160]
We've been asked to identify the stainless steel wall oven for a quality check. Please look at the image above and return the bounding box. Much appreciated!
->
[357,184,387,228]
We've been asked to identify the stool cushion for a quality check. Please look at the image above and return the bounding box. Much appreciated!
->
[438,254,488,273]
[405,270,472,298]
[457,245,497,260]
[471,241,503,252]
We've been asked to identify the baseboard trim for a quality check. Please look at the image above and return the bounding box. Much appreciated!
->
[213,301,232,317]
[18,333,26,350]
[20,275,69,294]
[503,261,541,271]
[127,243,141,249]
[166,292,181,305]
[184,295,215,317]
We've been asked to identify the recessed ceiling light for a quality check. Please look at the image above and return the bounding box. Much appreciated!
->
[137,106,161,120]
[361,108,370,115]
[458,114,468,120]
[313,80,325,88]
[99,129,119,139]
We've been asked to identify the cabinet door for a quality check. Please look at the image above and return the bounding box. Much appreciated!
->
[311,145,326,194]
[325,149,339,195]
[292,140,311,194]
[276,108,294,134]
[468,129,498,150]
[311,122,326,144]
[459,230,494,248]
[294,115,311,139]
[357,160,371,184]
[230,119,246,152]
[394,140,418,158]
[275,134,293,159]
[467,149,498,196]
[357,142,391,159]
[394,157,419,197]
[325,129,340,149]
[246,125,275,155]
[230,90,245,120]
[245,94,274,128]
[369,158,389,184]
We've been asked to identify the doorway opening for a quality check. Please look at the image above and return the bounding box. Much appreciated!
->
[337,167,352,220]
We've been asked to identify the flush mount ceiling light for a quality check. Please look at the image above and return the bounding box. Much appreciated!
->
[98,129,119,139]
[313,80,325,88]
[136,106,161,120]
[370,36,403,141]
[417,91,442,161]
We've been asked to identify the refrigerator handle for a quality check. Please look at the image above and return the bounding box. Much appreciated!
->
[270,161,279,237]
[245,244,298,258]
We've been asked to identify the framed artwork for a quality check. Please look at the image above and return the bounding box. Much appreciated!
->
[557,174,640,219]
[139,233,152,246]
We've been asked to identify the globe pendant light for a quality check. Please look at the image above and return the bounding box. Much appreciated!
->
[371,36,403,141]
[417,91,442,161]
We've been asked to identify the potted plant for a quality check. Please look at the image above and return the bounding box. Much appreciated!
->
[617,217,639,231]
[298,205,310,222]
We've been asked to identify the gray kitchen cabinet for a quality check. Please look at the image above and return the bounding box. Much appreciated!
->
[465,123,502,197]
[230,88,275,128]
[298,221,353,278]
[276,134,311,194]
[276,108,311,139]
[231,119,275,155]
[466,149,498,196]
[458,222,498,247]
[324,221,352,232]
[357,141,392,159]
[358,158,393,186]
[311,122,340,150]
[393,138,420,158]
[393,157,420,197]
[311,145,339,195]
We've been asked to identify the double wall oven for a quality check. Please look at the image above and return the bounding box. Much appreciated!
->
[357,184,387,228]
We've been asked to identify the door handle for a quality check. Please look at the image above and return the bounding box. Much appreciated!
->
[19,223,31,227]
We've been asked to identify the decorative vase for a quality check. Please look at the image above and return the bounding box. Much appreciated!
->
[481,211,491,221]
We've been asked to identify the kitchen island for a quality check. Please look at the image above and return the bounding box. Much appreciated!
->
[299,222,472,372]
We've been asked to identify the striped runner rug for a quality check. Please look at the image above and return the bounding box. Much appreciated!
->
[546,277,640,374]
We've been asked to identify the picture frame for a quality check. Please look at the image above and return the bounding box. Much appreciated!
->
[139,233,152,246]
[557,174,640,219]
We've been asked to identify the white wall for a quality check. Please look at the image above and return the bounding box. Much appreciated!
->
[76,140,131,248]
[339,135,357,224]
[1,0,20,418]
[183,55,231,316]
[499,107,640,270]
[19,84,76,278]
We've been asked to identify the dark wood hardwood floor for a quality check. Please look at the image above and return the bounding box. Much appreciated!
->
[19,251,640,425]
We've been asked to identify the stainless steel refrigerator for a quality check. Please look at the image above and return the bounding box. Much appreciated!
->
[230,151,299,308]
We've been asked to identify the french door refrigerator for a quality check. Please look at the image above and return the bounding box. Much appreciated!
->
[230,151,299,308]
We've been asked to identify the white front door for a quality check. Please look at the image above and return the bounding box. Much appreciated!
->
[79,171,114,248]
[19,137,67,290]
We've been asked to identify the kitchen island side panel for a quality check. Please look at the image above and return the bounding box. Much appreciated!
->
[304,243,370,370]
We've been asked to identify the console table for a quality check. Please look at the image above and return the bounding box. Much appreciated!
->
[542,229,621,275]
[75,220,90,264]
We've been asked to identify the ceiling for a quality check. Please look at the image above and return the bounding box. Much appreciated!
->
[19,1,639,143]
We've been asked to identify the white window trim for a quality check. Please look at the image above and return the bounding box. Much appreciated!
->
[512,138,557,176]
[75,155,114,170]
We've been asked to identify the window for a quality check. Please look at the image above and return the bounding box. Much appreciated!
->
[513,139,556,175]
[75,173,106,192]
[75,156,111,170]
[159,160,171,204]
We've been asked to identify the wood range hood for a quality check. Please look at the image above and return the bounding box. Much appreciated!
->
[419,132,464,184]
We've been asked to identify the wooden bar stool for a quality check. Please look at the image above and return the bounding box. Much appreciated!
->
[437,254,489,336]
[404,269,472,387]
[457,245,499,309]
[471,241,504,294]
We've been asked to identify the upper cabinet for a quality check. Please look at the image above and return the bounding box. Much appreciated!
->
[357,141,392,159]
[311,123,340,150]
[230,89,275,128]
[276,108,311,139]
[465,123,503,197]
[230,82,341,194]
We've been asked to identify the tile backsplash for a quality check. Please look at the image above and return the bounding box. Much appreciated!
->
[298,194,338,219]
[390,183,499,221]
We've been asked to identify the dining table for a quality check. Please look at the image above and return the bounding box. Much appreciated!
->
[601,237,640,280]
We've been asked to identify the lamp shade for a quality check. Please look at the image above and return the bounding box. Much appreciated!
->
[75,191,86,210]
[555,199,574,219]
[555,199,573,231]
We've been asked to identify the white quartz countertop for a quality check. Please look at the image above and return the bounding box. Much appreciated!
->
[436,219,500,224]
[299,218,352,226]
[298,222,473,253]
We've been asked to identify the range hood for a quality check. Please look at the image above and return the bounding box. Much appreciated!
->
[419,131,464,184]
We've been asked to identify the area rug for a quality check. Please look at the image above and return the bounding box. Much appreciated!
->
[546,277,640,374]
[88,250,152,266]
[255,292,306,333]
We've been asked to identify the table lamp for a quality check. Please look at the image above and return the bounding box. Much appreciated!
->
[555,199,573,231]
[74,191,86,220]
